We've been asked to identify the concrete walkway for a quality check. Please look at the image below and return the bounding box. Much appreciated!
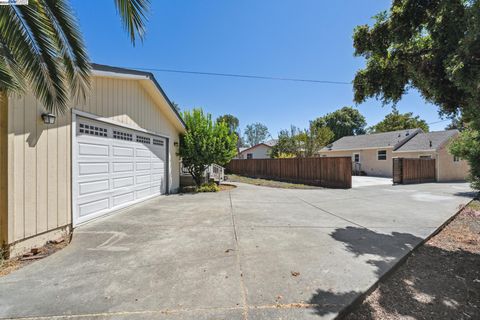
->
[0,182,474,320]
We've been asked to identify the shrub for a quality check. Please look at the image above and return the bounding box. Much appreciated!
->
[196,182,220,193]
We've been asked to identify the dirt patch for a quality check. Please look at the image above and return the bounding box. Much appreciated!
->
[0,236,70,277]
[226,174,321,189]
[344,200,480,320]
[219,183,236,191]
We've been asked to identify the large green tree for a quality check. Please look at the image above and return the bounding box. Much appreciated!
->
[179,109,237,186]
[369,107,429,133]
[352,0,480,189]
[0,0,149,114]
[311,106,367,141]
[270,124,334,158]
[216,114,239,134]
[244,122,269,147]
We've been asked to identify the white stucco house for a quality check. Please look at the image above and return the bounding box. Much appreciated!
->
[237,139,277,159]
[0,64,186,257]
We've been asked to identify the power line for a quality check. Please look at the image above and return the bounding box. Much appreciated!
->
[126,66,352,85]
[427,119,450,125]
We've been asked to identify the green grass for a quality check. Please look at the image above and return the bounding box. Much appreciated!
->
[227,174,320,189]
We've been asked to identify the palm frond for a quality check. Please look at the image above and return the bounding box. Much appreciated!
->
[114,0,150,45]
[0,0,90,114]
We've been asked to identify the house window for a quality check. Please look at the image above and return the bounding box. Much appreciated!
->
[353,153,360,163]
[419,155,432,159]
[377,150,387,160]
[247,153,253,159]
[453,156,460,162]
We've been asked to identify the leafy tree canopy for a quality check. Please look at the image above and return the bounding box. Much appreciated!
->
[369,107,429,133]
[216,114,240,134]
[353,0,480,190]
[244,122,270,147]
[270,124,334,158]
[311,106,367,141]
[353,0,479,126]
[179,109,237,186]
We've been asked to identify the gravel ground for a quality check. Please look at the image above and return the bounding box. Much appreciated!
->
[344,200,480,320]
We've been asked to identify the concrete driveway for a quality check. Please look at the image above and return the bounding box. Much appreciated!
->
[0,182,474,320]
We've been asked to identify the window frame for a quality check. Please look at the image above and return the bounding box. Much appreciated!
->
[246,153,253,159]
[353,153,360,163]
[377,150,387,161]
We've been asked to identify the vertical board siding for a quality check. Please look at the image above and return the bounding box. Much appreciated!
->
[393,158,436,184]
[8,77,181,243]
[226,157,352,189]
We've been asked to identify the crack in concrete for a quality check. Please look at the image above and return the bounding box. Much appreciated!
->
[295,196,368,229]
[229,191,249,320]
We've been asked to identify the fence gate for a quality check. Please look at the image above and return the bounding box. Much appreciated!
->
[393,158,436,184]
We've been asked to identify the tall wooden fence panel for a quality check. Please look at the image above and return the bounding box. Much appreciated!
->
[226,157,352,189]
[393,158,436,184]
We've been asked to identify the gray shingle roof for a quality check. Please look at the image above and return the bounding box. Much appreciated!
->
[395,130,459,152]
[322,129,422,151]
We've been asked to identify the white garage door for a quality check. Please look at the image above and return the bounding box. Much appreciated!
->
[73,117,167,225]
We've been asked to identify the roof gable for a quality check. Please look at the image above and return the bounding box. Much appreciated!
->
[322,129,422,151]
[91,63,185,131]
[394,130,459,152]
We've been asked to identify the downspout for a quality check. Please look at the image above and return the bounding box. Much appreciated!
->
[0,90,8,251]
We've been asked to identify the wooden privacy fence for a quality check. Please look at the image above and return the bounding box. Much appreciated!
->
[393,158,436,184]
[226,157,352,189]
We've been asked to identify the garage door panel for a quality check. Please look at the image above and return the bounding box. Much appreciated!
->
[136,186,152,199]
[136,174,151,184]
[112,176,135,189]
[113,162,134,173]
[78,179,110,196]
[78,198,110,217]
[78,142,109,157]
[136,162,151,171]
[135,148,151,158]
[78,162,109,176]
[74,117,167,226]
[113,191,135,207]
[113,146,134,157]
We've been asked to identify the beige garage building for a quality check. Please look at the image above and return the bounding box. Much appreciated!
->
[0,64,186,257]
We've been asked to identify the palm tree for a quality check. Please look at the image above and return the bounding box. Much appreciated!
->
[0,0,149,114]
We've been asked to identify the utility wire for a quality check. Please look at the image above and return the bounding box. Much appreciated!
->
[126,66,352,85]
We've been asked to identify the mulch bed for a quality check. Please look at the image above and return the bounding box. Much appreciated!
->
[226,174,321,189]
[0,236,70,277]
[344,200,480,320]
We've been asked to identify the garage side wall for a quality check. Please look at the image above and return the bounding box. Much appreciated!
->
[7,76,181,247]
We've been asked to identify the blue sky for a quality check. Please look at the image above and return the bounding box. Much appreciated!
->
[70,0,449,137]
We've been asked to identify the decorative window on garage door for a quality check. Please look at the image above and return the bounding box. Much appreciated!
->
[79,123,108,137]
[136,135,151,144]
[153,138,164,146]
[113,130,133,141]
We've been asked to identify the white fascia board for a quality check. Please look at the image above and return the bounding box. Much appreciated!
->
[92,70,149,80]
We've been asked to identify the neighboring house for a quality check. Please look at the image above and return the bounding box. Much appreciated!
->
[318,129,469,181]
[237,139,277,159]
[0,64,186,257]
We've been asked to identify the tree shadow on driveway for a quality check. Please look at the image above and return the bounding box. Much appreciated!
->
[308,226,480,319]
